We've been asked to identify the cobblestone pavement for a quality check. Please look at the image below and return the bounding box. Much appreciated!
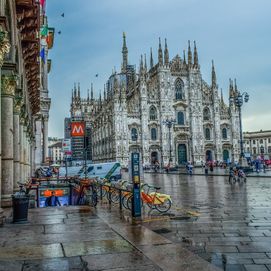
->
[141,173,271,271]
[0,205,219,271]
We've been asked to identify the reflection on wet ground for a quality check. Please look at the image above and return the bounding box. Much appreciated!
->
[141,173,271,271]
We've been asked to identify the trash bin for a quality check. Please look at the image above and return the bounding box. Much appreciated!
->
[12,194,30,223]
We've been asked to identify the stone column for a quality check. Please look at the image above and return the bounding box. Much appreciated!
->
[1,75,16,207]
[13,98,21,189]
[0,29,11,222]
[43,116,49,163]
[35,117,42,168]
[19,119,24,181]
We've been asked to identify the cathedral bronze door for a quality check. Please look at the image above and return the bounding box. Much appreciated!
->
[223,149,229,162]
[178,144,187,165]
[151,151,158,164]
[206,150,212,161]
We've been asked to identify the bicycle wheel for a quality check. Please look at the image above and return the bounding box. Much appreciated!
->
[122,193,130,209]
[127,195,144,210]
[107,189,120,204]
[155,199,172,213]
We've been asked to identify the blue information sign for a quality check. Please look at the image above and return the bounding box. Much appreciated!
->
[131,152,141,218]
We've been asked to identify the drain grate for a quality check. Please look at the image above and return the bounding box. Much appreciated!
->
[153,228,172,234]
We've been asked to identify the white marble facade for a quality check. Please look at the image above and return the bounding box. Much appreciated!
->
[72,34,241,168]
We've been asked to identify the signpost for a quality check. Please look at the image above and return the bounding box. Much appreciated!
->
[131,152,141,218]
[62,139,71,178]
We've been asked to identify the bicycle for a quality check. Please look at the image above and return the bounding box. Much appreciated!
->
[127,184,172,213]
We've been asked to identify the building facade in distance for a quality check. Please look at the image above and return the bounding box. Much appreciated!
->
[70,34,242,167]
[243,130,271,160]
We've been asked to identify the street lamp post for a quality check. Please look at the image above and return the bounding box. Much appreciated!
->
[163,118,176,167]
[229,90,249,165]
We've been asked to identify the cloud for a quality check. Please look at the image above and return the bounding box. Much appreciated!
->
[47,0,271,138]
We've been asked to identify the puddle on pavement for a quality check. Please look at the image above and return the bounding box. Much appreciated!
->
[153,228,172,234]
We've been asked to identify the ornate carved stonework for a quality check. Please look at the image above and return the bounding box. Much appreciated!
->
[1,75,16,97]
[0,30,10,67]
[14,95,23,114]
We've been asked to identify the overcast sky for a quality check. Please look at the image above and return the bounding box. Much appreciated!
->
[46,0,271,138]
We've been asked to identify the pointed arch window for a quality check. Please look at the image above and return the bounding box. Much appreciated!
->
[131,128,138,141]
[149,106,157,120]
[175,78,184,100]
[203,107,211,121]
[177,112,185,125]
[222,128,227,139]
[205,127,211,140]
[151,128,157,140]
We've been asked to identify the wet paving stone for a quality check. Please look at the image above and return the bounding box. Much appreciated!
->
[82,251,156,270]
[0,243,64,260]
[62,239,134,257]
[22,257,83,271]
[244,265,269,271]
[0,260,24,271]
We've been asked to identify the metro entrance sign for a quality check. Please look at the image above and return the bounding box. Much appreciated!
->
[71,122,85,137]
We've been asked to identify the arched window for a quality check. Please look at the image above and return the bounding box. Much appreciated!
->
[268,146,271,153]
[222,128,227,139]
[151,128,157,140]
[149,106,157,120]
[175,78,184,100]
[253,147,257,154]
[205,128,211,140]
[177,112,184,125]
[203,107,211,121]
[131,128,138,141]
[260,146,265,154]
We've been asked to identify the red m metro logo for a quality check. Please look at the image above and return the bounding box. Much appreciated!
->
[71,122,85,137]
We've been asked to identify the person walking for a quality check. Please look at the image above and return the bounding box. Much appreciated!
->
[45,191,61,207]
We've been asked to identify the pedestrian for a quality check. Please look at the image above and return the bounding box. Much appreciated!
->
[45,191,61,207]
[210,162,214,172]
[166,163,170,174]
[229,167,234,183]
[204,163,209,175]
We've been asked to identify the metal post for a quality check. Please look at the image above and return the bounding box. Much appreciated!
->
[238,106,244,159]
[169,123,172,164]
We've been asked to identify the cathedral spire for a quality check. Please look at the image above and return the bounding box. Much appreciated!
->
[71,89,73,101]
[121,32,128,73]
[183,50,186,65]
[211,60,217,89]
[87,89,90,102]
[220,88,224,104]
[164,38,169,66]
[234,78,238,94]
[73,83,77,98]
[229,78,234,99]
[144,53,147,72]
[91,83,94,100]
[104,84,106,101]
[150,47,153,68]
[188,40,192,67]
[78,83,81,98]
[139,54,144,75]
[158,37,163,66]
[193,41,198,68]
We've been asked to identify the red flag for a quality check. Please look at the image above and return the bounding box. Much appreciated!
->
[40,0,46,8]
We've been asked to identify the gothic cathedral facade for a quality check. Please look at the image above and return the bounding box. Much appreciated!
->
[70,34,241,168]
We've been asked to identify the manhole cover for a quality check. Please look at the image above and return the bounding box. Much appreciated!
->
[153,228,172,234]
